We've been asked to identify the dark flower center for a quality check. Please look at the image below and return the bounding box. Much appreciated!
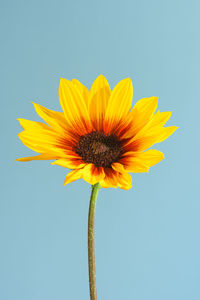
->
[75,131,123,168]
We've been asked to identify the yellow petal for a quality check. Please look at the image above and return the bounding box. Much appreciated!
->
[51,157,85,169]
[99,168,119,188]
[125,126,178,151]
[111,162,125,173]
[111,162,132,189]
[32,102,67,133]
[17,118,51,131]
[125,159,149,173]
[82,163,105,185]
[117,172,132,190]
[104,78,133,133]
[99,167,132,190]
[132,111,172,140]
[154,126,178,143]
[148,111,172,127]
[120,150,164,173]
[18,130,66,156]
[71,79,89,107]
[58,78,92,134]
[114,100,162,141]
[89,75,111,131]
[129,96,158,135]
[16,153,57,162]
[64,168,83,185]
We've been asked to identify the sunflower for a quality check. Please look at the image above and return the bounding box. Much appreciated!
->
[16,75,177,190]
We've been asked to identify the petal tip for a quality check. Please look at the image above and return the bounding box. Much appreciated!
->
[124,77,132,85]
[30,101,37,106]
[97,74,105,78]
[59,78,66,87]
[15,157,25,162]
[60,77,70,84]
[152,96,159,103]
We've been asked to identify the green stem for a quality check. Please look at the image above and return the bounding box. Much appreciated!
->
[88,183,100,300]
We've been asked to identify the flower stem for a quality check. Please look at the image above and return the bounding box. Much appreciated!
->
[88,183,100,300]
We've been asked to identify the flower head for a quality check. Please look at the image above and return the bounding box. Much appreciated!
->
[17,75,177,190]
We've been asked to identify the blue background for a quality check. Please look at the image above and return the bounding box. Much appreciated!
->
[1,0,199,299]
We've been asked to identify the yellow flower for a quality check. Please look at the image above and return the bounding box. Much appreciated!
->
[16,75,177,190]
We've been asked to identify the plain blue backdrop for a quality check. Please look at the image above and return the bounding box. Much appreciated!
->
[1,0,199,299]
